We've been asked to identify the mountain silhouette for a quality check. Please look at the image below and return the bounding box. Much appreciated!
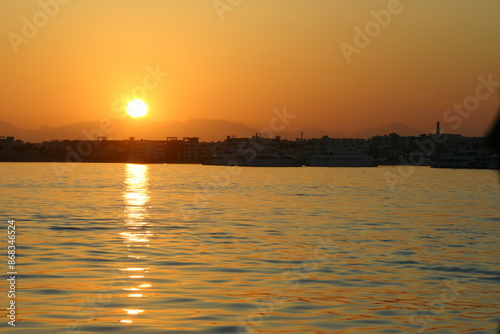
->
[0,119,258,142]
[1,119,425,143]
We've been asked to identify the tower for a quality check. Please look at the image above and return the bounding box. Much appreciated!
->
[436,121,441,135]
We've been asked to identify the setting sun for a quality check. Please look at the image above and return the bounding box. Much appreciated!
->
[127,100,148,118]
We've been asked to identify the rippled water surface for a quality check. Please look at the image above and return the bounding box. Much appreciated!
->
[0,163,499,333]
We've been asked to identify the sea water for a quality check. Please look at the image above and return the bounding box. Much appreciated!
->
[0,163,498,333]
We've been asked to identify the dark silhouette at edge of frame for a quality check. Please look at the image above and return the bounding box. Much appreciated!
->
[486,89,500,176]
[487,90,500,334]
[486,89,500,154]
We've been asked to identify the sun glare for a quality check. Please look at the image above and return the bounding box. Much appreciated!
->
[127,100,148,118]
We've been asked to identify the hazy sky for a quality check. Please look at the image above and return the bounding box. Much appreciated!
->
[1,0,499,136]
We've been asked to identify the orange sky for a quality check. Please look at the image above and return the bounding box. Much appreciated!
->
[1,0,499,136]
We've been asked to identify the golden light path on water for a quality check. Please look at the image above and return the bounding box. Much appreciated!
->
[0,163,498,333]
[119,164,151,324]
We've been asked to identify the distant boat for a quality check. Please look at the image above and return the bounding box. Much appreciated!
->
[305,150,384,167]
[203,153,303,167]
[431,150,499,169]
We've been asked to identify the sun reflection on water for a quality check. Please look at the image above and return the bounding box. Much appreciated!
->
[119,164,153,324]
[124,309,145,315]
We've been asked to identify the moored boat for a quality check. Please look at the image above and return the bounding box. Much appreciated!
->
[431,150,499,169]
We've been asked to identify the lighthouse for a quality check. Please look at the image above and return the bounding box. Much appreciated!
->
[436,121,441,135]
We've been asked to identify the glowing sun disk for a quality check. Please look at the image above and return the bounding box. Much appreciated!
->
[127,100,148,118]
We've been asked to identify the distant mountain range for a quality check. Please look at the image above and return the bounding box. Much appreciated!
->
[0,118,424,142]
